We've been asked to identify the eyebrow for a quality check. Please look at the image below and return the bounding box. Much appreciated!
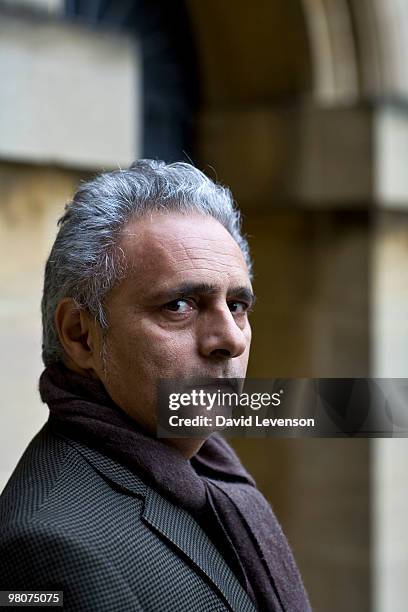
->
[149,282,256,305]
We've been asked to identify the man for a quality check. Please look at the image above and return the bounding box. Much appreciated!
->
[0,160,310,611]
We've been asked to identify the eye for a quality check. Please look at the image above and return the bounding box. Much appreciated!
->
[163,298,195,314]
[228,301,249,314]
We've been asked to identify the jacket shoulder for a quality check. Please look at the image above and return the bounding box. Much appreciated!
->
[0,425,79,528]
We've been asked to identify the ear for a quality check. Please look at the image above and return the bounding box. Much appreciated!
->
[54,297,100,373]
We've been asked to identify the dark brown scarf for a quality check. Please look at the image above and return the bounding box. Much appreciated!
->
[39,363,310,612]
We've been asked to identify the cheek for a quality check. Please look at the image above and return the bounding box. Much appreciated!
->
[107,320,196,375]
[147,332,196,373]
[240,343,251,366]
[239,325,252,364]
[241,320,252,349]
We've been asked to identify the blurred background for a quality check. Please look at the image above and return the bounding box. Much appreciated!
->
[1,0,408,610]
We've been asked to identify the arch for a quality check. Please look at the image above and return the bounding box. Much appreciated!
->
[301,0,408,104]
[301,0,359,103]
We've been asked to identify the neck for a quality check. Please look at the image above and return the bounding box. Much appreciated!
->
[160,437,207,460]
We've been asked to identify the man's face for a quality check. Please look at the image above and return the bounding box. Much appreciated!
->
[93,212,253,433]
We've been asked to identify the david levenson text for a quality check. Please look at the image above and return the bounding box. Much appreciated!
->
[168,415,315,428]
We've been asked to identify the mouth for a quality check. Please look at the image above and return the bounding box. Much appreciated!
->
[182,377,242,395]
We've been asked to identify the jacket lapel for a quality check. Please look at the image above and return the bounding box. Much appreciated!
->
[142,487,256,612]
[61,436,147,498]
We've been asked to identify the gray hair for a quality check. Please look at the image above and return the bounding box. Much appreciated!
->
[41,159,253,366]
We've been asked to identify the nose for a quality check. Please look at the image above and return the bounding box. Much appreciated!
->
[197,306,249,359]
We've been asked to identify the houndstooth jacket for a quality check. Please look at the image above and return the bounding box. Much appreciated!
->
[0,424,257,611]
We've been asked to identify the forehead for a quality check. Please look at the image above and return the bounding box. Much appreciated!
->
[119,212,250,293]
